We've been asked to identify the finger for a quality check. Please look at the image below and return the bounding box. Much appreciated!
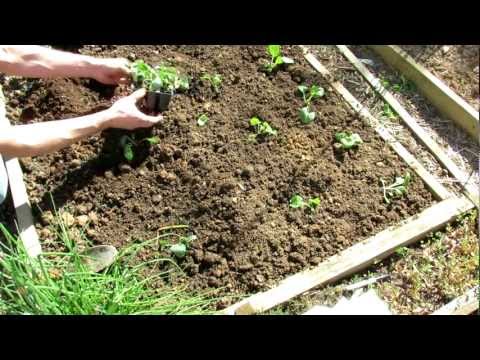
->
[135,111,164,124]
[129,88,147,101]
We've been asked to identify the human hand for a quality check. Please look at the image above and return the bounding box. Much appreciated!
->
[104,89,163,130]
[90,57,131,85]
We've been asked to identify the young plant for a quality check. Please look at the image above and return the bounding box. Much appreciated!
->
[130,60,189,93]
[289,195,320,212]
[197,114,209,127]
[168,234,197,259]
[381,172,412,204]
[382,103,397,120]
[298,85,325,106]
[335,132,363,150]
[249,116,277,141]
[119,135,160,162]
[297,84,325,124]
[264,45,294,73]
[201,73,223,93]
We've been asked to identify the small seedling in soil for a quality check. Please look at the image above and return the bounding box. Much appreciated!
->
[130,60,189,112]
[264,45,294,73]
[335,132,363,150]
[201,73,223,93]
[168,234,197,259]
[382,103,397,120]
[297,84,325,124]
[289,195,320,212]
[119,135,160,162]
[299,107,316,124]
[298,85,325,106]
[249,116,277,141]
[381,172,411,204]
[197,114,209,127]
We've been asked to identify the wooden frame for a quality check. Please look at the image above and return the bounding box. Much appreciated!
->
[432,286,479,315]
[336,45,479,208]
[368,45,479,144]
[220,46,475,315]
[0,100,42,258]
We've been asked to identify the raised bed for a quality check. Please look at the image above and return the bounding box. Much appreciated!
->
[0,45,476,313]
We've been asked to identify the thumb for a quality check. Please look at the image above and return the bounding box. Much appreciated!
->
[129,88,147,101]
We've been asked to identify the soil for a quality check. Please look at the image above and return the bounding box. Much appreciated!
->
[400,45,479,111]
[0,46,434,303]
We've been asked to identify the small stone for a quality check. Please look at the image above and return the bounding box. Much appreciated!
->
[203,252,221,264]
[71,159,82,167]
[88,212,99,224]
[441,46,450,54]
[104,170,114,179]
[288,252,306,264]
[376,162,384,167]
[41,211,55,226]
[138,169,146,176]
[60,212,75,227]
[241,165,254,178]
[158,170,177,183]
[152,195,162,204]
[38,228,52,239]
[238,263,254,272]
[86,228,97,238]
[119,163,132,174]
[256,274,265,283]
[127,53,136,61]
[177,113,187,123]
[76,215,90,227]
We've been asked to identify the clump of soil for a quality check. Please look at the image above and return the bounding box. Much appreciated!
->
[0,46,434,303]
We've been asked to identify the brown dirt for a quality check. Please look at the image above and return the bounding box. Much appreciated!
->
[401,45,479,111]
[0,46,435,303]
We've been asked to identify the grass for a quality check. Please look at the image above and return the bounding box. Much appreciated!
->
[377,209,479,314]
[0,218,218,315]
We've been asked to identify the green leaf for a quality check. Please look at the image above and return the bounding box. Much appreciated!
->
[151,77,163,91]
[197,114,209,127]
[310,85,325,99]
[123,143,134,162]
[250,117,261,127]
[169,243,187,259]
[289,195,305,209]
[274,56,284,66]
[308,197,321,210]
[335,132,363,149]
[299,107,316,124]
[298,85,308,97]
[267,45,281,59]
[144,137,160,145]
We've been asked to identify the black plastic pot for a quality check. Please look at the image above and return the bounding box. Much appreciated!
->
[146,91,173,112]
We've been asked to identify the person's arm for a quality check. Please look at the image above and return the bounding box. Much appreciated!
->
[0,45,130,85]
[0,89,161,158]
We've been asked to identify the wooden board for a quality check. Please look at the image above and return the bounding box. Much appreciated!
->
[300,46,451,201]
[369,45,479,143]
[432,286,479,315]
[0,101,42,258]
[222,196,474,314]
[336,45,479,208]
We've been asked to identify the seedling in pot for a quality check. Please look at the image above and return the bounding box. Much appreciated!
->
[297,84,325,124]
[289,195,321,212]
[335,132,363,150]
[119,135,160,162]
[130,60,189,112]
[264,45,294,73]
[201,73,223,93]
[380,172,411,204]
[249,116,277,141]
[197,114,209,127]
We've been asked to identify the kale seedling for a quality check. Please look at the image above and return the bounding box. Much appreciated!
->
[382,103,397,120]
[297,84,325,124]
[169,234,197,259]
[119,135,160,162]
[249,116,277,141]
[380,172,411,204]
[264,45,294,73]
[197,114,209,127]
[201,73,223,93]
[289,195,320,212]
[130,60,189,93]
[335,132,363,150]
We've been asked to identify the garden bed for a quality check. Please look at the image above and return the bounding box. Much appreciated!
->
[1,46,435,304]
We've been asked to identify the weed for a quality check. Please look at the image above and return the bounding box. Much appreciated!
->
[249,116,277,141]
[201,73,223,93]
[380,172,411,204]
[289,195,320,212]
[119,135,160,162]
[197,114,209,127]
